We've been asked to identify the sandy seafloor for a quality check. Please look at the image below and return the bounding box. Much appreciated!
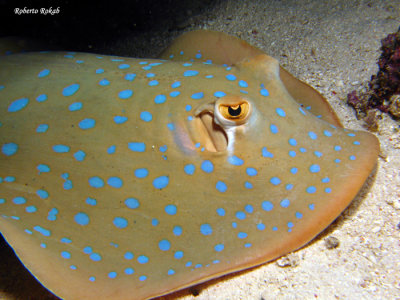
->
[1,0,400,299]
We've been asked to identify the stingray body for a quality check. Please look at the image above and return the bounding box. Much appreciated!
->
[0,31,378,299]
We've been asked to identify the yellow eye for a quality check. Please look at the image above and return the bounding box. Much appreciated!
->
[218,102,249,120]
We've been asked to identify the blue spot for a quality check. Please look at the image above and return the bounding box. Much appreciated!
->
[309,164,320,173]
[290,167,298,174]
[69,102,82,111]
[236,211,246,220]
[33,225,51,236]
[216,208,225,216]
[260,88,269,96]
[214,244,224,252]
[348,133,356,137]
[287,222,294,228]
[79,118,96,130]
[246,168,257,177]
[90,253,102,261]
[276,107,286,117]
[13,197,26,205]
[36,94,47,102]
[2,143,18,156]
[353,141,360,145]
[114,116,128,124]
[183,63,192,67]
[306,186,317,194]
[173,226,182,236]
[159,239,171,251]
[124,252,134,260]
[289,150,296,157]
[300,147,307,153]
[36,124,49,133]
[86,197,97,206]
[245,182,253,189]
[119,63,130,69]
[98,79,110,86]
[238,232,247,239]
[74,150,86,161]
[280,199,290,208]
[205,75,214,78]
[8,98,29,112]
[200,224,212,235]
[38,69,50,77]
[152,218,159,226]
[270,177,281,185]
[140,111,152,122]
[232,222,237,228]
[324,130,332,137]
[321,177,330,183]
[308,132,318,139]
[228,156,244,166]
[25,205,37,213]
[314,151,323,157]
[272,226,278,231]
[214,91,226,97]
[295,212,303,219]
[174,251,184,259]
[61,237,72,244]
[270,124,278,134]
[226,74,236,81]
[4,176,14,182]
[201,160,214,173]
[216,181,227,192]
[245,204,254,213]
[37,189,49,199]
[107,145,116,154]
[257,223,266,230]
[185,104,192,112]
[238,80,248,87]
[89,277,96,282]
[289,138,297,146]
[62,84,80,96]
[70,265,77,270]
[184,164,195,175]
[334,145,341,151]
[113,217,128,229]
[89,176,104,188]
[171,81,181,88]
[118,90,133,99]
[195,52,202,59]
[262,201,273,211]
[128,142,145,152]
[170,91,181,97]
[53,145,70,153]
[61,251,71,259]
[286,184,294,190]
[95,68,104,74]
[125,73,136,81]
[107,177,123,188]
[74,212,89,226]
[125,268,134,275]
[153,176,169,189]
[165,204,177,215]
[135,168,148,178]
[184,70,199,76]
[191,92,204,99]
[309,204,315,210]
[325,187,332,193]
[154,94,166,104]
[107,272,117,279]
[349,155,356,161]
[83,246,93,254]
[47,208,58,221]
[139,275,147,281]
[148,80,159,86]
[262,147,274,158]
[168,269,176,275]
[123,198,139,210]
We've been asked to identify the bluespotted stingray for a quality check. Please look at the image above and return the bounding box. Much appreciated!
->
[0,30,379,299]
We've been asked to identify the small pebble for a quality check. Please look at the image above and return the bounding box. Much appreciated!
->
[324,236,340,249]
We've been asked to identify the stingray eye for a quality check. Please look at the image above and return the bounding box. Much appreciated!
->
[218,102,249,120]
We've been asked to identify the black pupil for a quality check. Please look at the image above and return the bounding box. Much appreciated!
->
[228,105,242,116]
